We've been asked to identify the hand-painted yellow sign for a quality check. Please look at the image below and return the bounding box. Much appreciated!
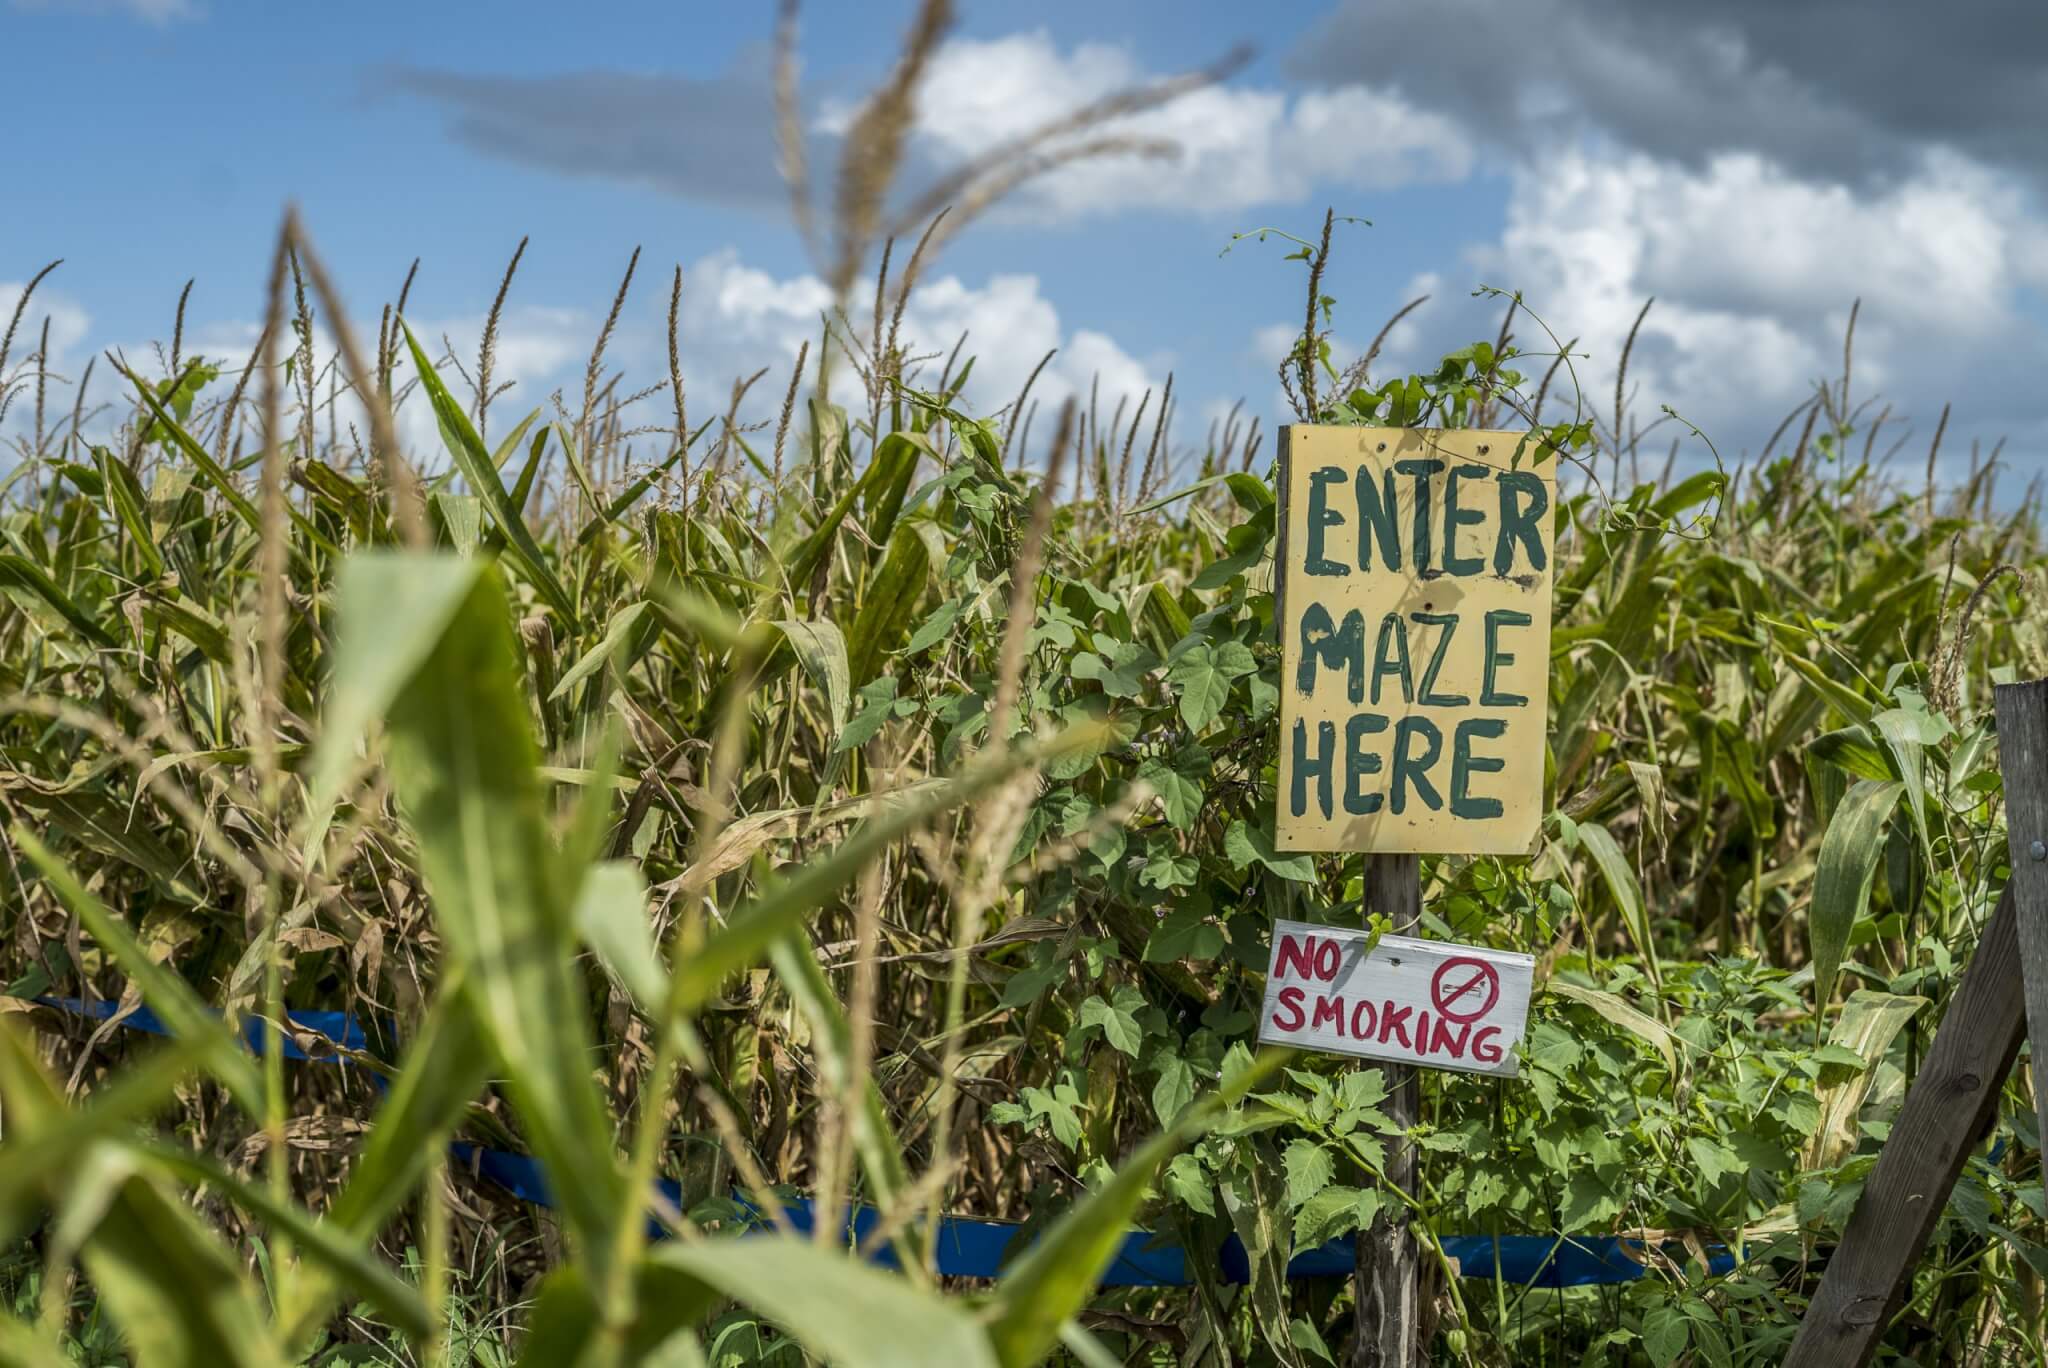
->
[1275,426,1554,855]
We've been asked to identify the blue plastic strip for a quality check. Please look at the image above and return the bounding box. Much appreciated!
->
[38,996,372,1059]
[37,995,1733,1287]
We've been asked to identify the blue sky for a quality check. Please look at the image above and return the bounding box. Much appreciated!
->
[6,0,2047,495]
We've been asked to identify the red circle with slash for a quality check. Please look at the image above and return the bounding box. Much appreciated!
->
[1429,957,1500,1023]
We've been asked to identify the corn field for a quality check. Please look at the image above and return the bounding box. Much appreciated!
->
[2,4,2047,1365]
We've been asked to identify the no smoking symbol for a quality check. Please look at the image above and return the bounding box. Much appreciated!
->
[1430,957,1500,1023]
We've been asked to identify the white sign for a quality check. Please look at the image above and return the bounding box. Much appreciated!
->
[1257,918,1534,1078]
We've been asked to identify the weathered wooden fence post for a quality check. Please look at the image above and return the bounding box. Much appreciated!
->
[1786,676,2048,1363]
[1353,853,1423,1368]
[1991,678,2048,1153]
[1782,886,2022,1364]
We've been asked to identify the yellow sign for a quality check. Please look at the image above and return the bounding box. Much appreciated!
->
[1275,426,1554,855]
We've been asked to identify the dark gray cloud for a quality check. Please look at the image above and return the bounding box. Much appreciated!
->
[1293,0,2048,183]
[377,50,803,210]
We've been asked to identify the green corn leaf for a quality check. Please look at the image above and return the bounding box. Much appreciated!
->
[399,322,577,622]
[766,931,921,1270]
[784,458,879,594]
[4,787,205,904]
[1547,981,1679,1071]
[0,1023,280,1367]
[984,1046,1288,1367]
[549,419,606,518]
[859,430,923,549]
[0,1027,210,1245]
[1807,725,1898,782]
[431,491,484,555]
[132,1140,434,1343]
[93,446,165,579]
[115,359,340,562]
[302,553,494,863]
[514,1261,715,1367]
[550,600,653,702]
[646,1238,1000,1368]
[1805,989,1926,1168]
[1873,705,1941,860]
[1810,779,1907,1007]
[281,984,492,1344]
[1576,821,1659,989]
[321,986,487,1237]
[0,1315,72,1368]
[1130,472,1234,515]
[846,524,933,685]
[0,552,115,647]
[576,861,668,1015]
[296,458,377,538]
[559,719,626,878]
[143,593,233,665]
[72,1163,284,1367]
[667,723,1104,1012]
[9,828,261,1111]
[1775,646,1878,729]
[509,422,553,517]
[430,407,541,498]
[573,417,718,548]
[116,364,258,531]
[364,553,624,1273]
[1139,582,1194,657]
[773,618,852,734]
[55,460,105,495]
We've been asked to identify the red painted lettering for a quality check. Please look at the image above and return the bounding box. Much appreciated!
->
[1314,939,1341,980]
[1429,1018,1471,1059]
[1377,1000,1412,1049]
[1472,1026,1504,1064]
[1272,986,1306,1032]
[1312,994,1346,1035]
[1350,998,1377,1038]
[1274,935,1316,982]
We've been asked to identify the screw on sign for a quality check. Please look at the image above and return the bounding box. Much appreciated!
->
[1257,920,1534,1078]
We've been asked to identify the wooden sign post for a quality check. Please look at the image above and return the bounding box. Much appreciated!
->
[1786,677,2048,1364]
[1272,426,1555,1367]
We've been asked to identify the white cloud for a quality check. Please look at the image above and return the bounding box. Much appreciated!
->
[0,280,92,368]
[1367,145,2048,462]
[674,248,1166,441]
[0,280,95,445]
[822,31,1473,222]
[10,0,201,22]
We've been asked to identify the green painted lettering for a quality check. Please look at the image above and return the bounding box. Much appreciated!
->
[1482,609,1532,707]
[1410,611,1469,706]
[1343,713,1388,815]
[1370,613,1412,706]
[1394,458,1444,572]
[1353,466,1402,571]
[1390,716,1443,814]
[1493,472,1549,575]
[1297,602,1367,703]
[1291,719,1335,819]
[1451,717,1507,819]
[1442,463,1487,576]
[1304,466,1350,576]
